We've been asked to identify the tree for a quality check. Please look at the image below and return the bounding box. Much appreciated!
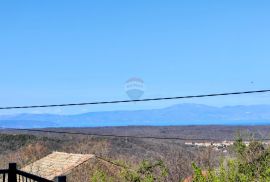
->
[121,160,168,182]
[191,139,270,182]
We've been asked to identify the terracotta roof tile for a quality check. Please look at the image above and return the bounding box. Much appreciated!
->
[21,152,94,180]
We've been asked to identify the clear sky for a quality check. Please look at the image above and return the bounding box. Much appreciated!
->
[0,0,270,114]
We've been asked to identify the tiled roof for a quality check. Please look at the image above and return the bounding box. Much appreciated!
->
[21,152,94,180]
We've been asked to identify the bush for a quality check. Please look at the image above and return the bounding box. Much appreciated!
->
[121,160,168,182]
[191,139,270,182]
[91,160,168,182]
[91,170,113,182]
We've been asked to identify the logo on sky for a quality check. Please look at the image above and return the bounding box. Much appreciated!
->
[125,77,144,100]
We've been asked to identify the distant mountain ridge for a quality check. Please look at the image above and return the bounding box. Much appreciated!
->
[1,104,270,128]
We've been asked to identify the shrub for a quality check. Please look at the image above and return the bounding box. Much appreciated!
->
[191,139,270,182]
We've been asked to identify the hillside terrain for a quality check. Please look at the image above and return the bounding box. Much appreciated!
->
[0,125,270,181]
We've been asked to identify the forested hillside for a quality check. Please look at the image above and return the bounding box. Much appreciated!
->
[1,125,269,181]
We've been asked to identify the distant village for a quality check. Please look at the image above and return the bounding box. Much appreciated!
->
[184,140,270,153]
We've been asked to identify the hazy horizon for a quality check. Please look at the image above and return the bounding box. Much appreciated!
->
[1,102,270,116]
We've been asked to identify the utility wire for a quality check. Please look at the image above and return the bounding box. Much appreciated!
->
[6,128,216,140]
[1,89,270,140]
[5,128,270,141]
[0,89,270,110]
[95,156,130,170]
[1,90,269,171]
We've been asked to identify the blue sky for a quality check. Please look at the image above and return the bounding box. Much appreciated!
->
[0,0,270,114]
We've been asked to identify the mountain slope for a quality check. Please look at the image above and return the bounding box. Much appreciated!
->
[1,104,270,128]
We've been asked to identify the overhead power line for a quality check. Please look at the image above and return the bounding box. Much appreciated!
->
[95,156,130,170]
[5,128,270,141]
[0,89,270,110]
[7,128,214,140]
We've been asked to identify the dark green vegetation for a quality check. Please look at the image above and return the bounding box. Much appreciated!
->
[0,125,270,181]
[192,138,270,181]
